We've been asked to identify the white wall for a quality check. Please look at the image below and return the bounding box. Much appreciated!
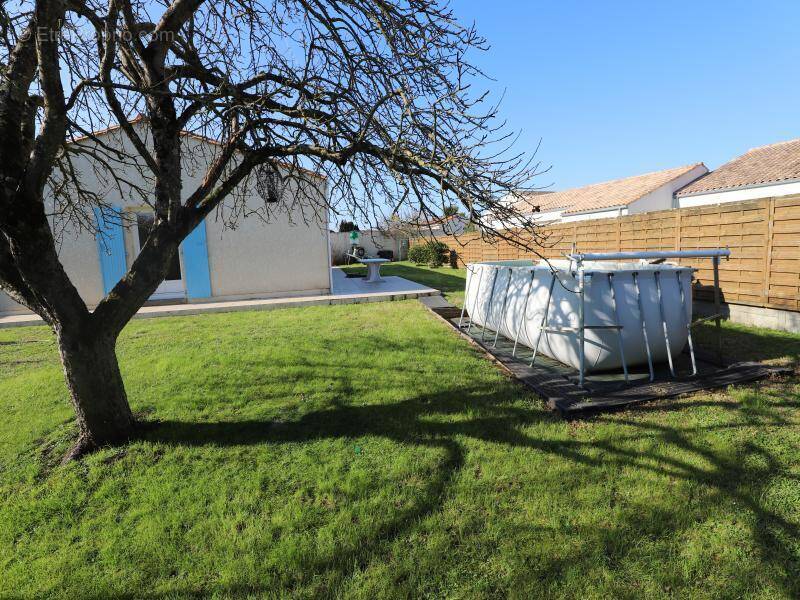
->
[489,209,564,231]
[180,135,331,299]
[633,165,708,213]
[677,179,800,208]
[204,182,330,300]
[0,203,107,315]
[329,229,406,265]
[0,290,19,314]
[0,124,331,316]
[532,210,565,223]
[561,207,625,222]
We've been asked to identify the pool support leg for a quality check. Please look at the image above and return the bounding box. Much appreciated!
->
[467,267,484,335]
[512,270,536,358]
[458,265,473,329]
[608,273,629,384]
[578,263,586,387]
[493,268,513,348]
[654,270,676,378]
[633,272,655,382]
[677,270,698,376]
[712,255,723,363]
[530,274,555,367]
[481,267,499,341]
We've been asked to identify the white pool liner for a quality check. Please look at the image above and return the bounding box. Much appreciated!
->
[463,260,695,373]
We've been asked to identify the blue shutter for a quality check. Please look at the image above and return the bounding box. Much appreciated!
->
[181,219,212,299]
[93,206,128,295]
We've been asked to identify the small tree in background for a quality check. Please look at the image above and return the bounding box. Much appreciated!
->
[0,0,543,459]
[443,204,461,218]
[338,221,360,233]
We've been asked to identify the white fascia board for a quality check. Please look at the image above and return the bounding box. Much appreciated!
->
[561,206,626,222]
[677,179,800,208]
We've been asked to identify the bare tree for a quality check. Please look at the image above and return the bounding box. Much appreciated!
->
[0,0,542,459]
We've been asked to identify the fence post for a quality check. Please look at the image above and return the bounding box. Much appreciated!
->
[763,197,775,308]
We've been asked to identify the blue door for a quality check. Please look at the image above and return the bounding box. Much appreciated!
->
[93,207,127,295]
[181,219,213,299]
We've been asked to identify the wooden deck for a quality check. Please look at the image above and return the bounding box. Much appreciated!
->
[419,296,791,416]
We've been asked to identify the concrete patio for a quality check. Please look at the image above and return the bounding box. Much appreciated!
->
[0,268,439,329]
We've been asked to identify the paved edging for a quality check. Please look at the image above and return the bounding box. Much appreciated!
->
[0,288,441,329]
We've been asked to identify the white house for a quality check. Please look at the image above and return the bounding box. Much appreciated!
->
[0,122,332,316]
[676,138,800,207]
[404,212,471,237]
[499,163,707,225]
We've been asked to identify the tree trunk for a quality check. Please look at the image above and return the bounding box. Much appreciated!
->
[55,326,135,460]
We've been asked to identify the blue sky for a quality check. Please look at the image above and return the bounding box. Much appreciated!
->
[453,0,800,191]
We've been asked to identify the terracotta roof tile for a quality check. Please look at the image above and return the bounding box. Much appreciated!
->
[676,138,800,196]
[513,164,704,215]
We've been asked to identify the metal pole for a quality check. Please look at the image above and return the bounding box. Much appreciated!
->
[568,249,731,262]
[530,274,555,367]
[458,265,473,329]
[512,269,536,357]
[577,261,586,387]
[654,270,676,378]
[608,273,629,384]
[677,270,697,376]
[467,266,484,336]
[493,268,513,348]
[481,267,499,341]
[712,255,722,363]
[633,272,655,382]
[568,241,577,272]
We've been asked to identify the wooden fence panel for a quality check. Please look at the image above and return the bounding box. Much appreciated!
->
[412,194,800,313]
[767,196,800,310]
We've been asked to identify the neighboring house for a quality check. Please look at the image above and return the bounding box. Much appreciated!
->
[676,138,800,207]
[497,164,708,226]
[406,213,470,236]
[0,121,331,317]
[492,191,563,227]
[433,214,469,236]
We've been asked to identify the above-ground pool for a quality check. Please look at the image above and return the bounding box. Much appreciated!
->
[463,259,695,373]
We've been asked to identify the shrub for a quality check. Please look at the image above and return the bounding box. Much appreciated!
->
[407,243,428,264]
[449,249,459,269]
[426,241,447,267]
[408,241,449,267]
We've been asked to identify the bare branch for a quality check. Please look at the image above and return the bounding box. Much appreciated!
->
[25,0,69,196]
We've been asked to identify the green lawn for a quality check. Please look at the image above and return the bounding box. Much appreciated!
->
[1,264,799,598]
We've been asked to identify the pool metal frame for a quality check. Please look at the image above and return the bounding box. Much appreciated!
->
[460,248,731,388]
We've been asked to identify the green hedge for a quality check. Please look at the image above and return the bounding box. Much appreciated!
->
[408,240,449,267]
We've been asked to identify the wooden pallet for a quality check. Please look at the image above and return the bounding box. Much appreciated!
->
[419,297,792,416]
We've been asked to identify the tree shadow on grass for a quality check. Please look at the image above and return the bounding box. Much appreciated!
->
[693,322,800,366]
[135,381,800,598]
[130,388,550,597]
[97,434,466,600]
